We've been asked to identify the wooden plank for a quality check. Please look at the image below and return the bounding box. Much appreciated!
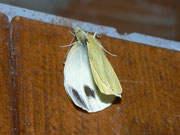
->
[11,16,180,135]
[0,14,12,134]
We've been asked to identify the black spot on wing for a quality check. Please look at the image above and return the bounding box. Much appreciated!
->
[84,85,95,98]
[84,38,88,44]
[81,38,88,45]
[72,89,88,109]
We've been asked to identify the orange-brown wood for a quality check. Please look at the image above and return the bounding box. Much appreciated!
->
[0,14,12,134]
[9,16,179,135]
[0,14,179,134]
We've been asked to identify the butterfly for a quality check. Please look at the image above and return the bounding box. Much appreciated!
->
[63,27,122,113]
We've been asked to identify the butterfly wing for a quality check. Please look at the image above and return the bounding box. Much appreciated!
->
[87,34,122,97]
[64,42,115,113]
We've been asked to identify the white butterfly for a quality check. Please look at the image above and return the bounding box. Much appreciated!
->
[64,41,115,113]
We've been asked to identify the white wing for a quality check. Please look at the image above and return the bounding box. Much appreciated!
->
[64,42,115,113]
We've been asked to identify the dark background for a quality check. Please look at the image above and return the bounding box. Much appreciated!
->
[1,0,180,41]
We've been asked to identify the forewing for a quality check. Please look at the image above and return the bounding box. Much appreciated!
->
[64,42,115,113]
[87,35,122,97]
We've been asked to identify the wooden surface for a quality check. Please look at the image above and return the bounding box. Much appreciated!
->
[0,14,180,134]
[0,14,12,134]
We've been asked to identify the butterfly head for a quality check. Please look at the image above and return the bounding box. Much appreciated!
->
[74,27,88,44]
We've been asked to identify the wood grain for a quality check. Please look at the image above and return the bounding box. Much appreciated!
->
[0,14,12,134]
[9,16,180,135]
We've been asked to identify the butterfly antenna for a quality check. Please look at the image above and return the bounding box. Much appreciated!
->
[59,42,76,47]
[69,30,75,36]
[59,31,76,47]
[101,46,117,57]
[94,34,117,57]
[93,32,97,38]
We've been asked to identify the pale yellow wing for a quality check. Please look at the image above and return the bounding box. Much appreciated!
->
[87,34,122,97]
